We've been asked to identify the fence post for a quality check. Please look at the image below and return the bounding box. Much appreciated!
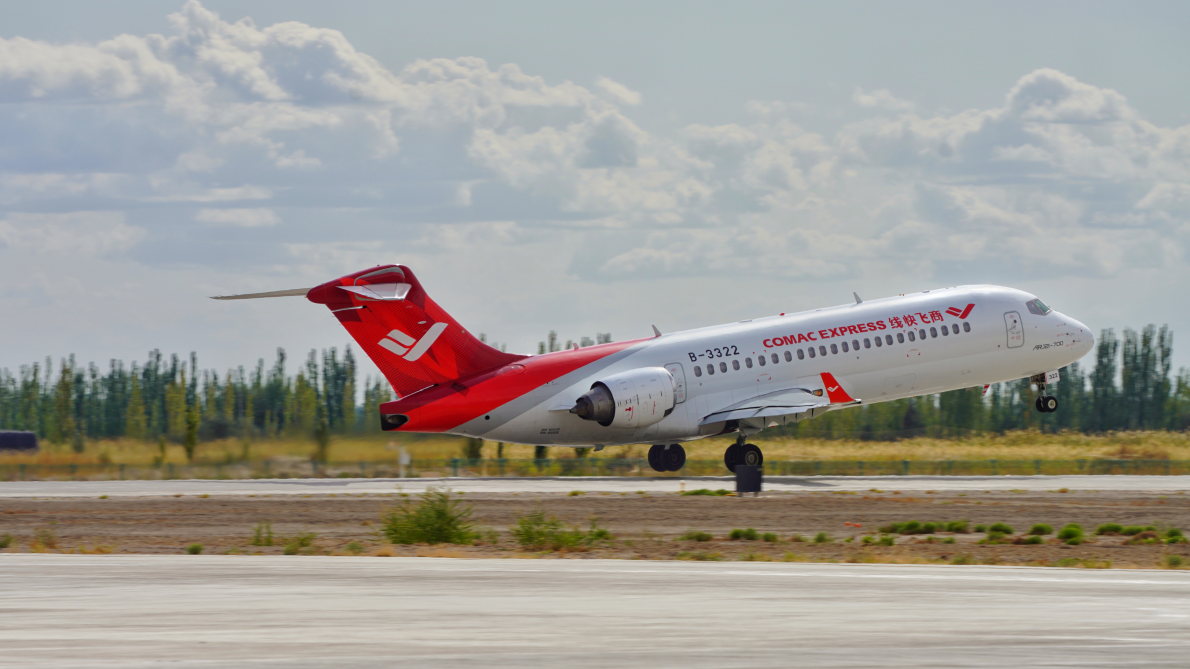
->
[1077,459,1086,474]
[858,461,864,476]
[451,458,459,477]
[815,460,822,476]
[947,460,954,476]
[1166,460,1172,476]
[901,460,909,476]
[1033,459,1041,476]
[167,463,175,479]
[991,459,997,476]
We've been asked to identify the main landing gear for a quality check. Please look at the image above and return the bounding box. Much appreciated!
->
[723,434,763,473]
[1031,373,1059,413]
[647,444,686,472]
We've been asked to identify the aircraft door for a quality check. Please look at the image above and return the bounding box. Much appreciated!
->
[664,363,687,404]
[1004,311,1024,349]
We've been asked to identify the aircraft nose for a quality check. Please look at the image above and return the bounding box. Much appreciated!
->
[1065,314,1094,356]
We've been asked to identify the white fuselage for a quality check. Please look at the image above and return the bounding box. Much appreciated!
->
[460,285,1093,447]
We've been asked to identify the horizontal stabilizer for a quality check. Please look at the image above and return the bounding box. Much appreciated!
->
[210,288,311,301]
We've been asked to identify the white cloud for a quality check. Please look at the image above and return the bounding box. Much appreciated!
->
[594,77,642,106]
[0,212,145,256]
[195,207,279,227]
[852,87,915,113]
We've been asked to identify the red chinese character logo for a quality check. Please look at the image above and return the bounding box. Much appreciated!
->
[929,310,943,323]
[889,316,904,328]
[903,314,917,327]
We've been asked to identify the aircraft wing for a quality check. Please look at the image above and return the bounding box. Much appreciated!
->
[700,387,831,426]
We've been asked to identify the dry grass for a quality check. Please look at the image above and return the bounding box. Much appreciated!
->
[5,430,1190,466]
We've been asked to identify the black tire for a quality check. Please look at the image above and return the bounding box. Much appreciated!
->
[1035,396,1046,413]
[739,443,764,468]
[647,444,666,472]
[663,444,687,472]
[724,444,740,473]
[1043,396,1058,413]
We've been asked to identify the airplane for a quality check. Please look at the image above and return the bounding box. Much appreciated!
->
[214,264,1093,473]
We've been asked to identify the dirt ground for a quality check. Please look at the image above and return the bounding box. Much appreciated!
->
[3,489,1189,568]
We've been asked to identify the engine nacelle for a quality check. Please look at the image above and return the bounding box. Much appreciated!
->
[569,367,676,429]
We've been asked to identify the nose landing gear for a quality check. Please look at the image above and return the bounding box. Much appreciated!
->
[647,444,687,472]
[1031,373,1059,413]
[723,434,763,473]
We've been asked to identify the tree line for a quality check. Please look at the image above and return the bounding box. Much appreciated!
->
[1,325,1188,456]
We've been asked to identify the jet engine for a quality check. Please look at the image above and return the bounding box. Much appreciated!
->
[569,367,676,429]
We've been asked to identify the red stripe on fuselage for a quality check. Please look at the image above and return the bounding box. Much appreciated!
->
[378,338,647,432]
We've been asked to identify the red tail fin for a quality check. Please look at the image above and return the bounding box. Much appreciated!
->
[306,265,525,397]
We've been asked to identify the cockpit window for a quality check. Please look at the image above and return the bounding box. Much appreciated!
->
[1026,298,1052,316]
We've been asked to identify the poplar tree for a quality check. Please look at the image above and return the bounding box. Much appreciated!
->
[125,376,147,441]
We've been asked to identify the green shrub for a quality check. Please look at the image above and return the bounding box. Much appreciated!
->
[981,531,1008,544]
[1121,526,1145,536]
[729,528,759,541]
[1028,524,1053,536]
[813,532,831,544]
[250,521,274,547]
[681,488,731,496]
[974,524,987,533]
[1023,535,1043,545]
[738,551,772,562]
[381,488,476,545]
[345,541,364,555]
[186,543,204,555]
[1057,524,1084,543]
[679,530,713,542]
[945,521,970,534]
[0,533,13,549]
[949,554,975,565]
[988,522,1013,534]
[942,537,956,544]
[283,532,318,555]
[878,535,895,546]
[510,512,611,550]
[1096,523,1123,535]
[762,532,778,543]
[1166,529,1186,544]
[34,527,58,549]
[568,490,585,497]
[1164,554,1186,568]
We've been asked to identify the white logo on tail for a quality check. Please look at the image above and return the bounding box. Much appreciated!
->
[378,323,447,362]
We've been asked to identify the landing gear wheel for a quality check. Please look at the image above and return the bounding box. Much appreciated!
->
[1035,396,1045,413]
[739,444,764,468]
[1042,395,1058,413]
[647,444,666,472]
[661,444,686,472]
[724,444,740,473]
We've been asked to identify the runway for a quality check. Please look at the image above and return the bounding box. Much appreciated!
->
[3,474,1190,497]
[1,555,1188,668]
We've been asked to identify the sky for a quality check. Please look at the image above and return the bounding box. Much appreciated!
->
[1,0,1189,383]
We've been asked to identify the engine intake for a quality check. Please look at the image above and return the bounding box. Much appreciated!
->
[569,367,676,429]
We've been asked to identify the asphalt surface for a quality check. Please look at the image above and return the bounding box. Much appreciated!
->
[3,474,1190,497]
[1,555,1188,668]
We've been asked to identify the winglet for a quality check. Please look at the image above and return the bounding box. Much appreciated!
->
[820,372,855,403]
[652,325,662,337]
[853,292,863,305]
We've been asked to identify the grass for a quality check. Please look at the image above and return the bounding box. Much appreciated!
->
[510,511,612,551]
[762,532,778,543]
[381,488,476,545]
[681,488,732,496]
[1058,523,1084,544]
[679,530,713,542]
[1096,523,1123,535]
[1165,554,1187,568]
[283,533,318,555]
[11,429,1190,469]
[988,522,1014,534]
[813,532,832,544]
[186,543,204,555]
[676,551,723,561]
[345,541,365,555]
[0,533,13,549]
[568,490,585,497]
[250,521,274,546]
[729,528,759,541]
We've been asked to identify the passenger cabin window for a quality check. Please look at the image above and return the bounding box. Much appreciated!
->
[864,338,872,349]
[885,334,893,345]
[732,359,740,371]
[908,331,916,342]
[720,362,727,373]
[1026,298,1052,316]
[874,337,882,347]
[759,355,766,366]
[930,327,938,338]
[808,347,816,358]
[841,341,849,353]
[797,349,805,360]
[952,324,959,334]
[830,343,838,354]
[706,364,714,375]
[771,353,779,364]
[745,357,753,368]
[963,322,971,333]
[818,345,826,357]
[852,339,859,350]
[694,366,702,377]
[784,351,793,362]
[941,325,948,336]
[918,329,927,340]
[897,333,905,344]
